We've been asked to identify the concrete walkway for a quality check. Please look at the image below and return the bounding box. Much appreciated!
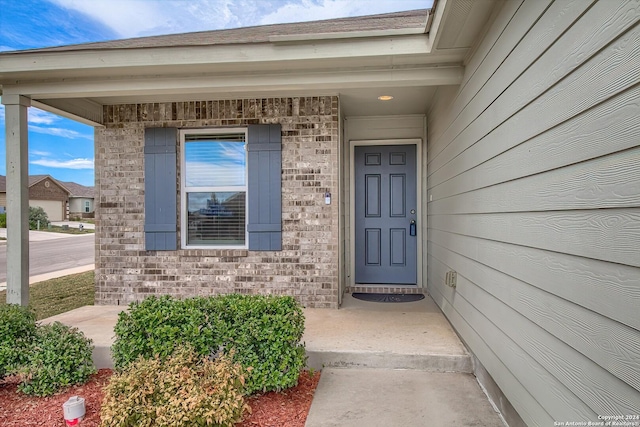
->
[306,368,504,427]
[42,295,506,426]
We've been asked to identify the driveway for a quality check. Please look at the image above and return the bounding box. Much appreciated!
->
[0,230,94,283]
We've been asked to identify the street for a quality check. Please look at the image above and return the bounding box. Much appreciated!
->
[0,234,94,282]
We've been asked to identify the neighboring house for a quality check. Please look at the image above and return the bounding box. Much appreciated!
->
[0,175,70,221]
[0,175,94,221]
[60,181,95,217]
[1,1,639,425]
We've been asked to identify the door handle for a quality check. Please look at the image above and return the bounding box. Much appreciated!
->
[410,220,416,236]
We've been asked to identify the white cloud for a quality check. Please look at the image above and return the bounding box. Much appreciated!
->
[29,125,92,140]
[30,158,94,169]
[0,106,91,140]
[49,0,432,39]
[0,105,60,125]
[50,0,169,38]
[30,150,52,157]
[28,108,61,125]
[50,0,240,38]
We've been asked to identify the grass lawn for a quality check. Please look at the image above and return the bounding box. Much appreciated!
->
[0,271,94,320]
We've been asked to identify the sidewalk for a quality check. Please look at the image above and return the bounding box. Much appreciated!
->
[0,228,92,241]
[305,368,505,427]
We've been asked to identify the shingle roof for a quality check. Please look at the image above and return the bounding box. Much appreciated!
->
[0,175,94,198]
[0,175,59,191]
[2,9,428,54]
[59,181,95,198]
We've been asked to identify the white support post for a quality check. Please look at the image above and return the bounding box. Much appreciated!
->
[2,94,30,306]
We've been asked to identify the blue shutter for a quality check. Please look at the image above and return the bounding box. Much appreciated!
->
[247,124,282,251]
[144,127,177,250]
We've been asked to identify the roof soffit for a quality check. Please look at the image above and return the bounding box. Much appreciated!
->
[429,0,500,51]
[0,34,446,83]
[1,63,464,100]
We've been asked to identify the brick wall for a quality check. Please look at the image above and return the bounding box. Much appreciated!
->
[95,97,340,308]
[30,179,68,202]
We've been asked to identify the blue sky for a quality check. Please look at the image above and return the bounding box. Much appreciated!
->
[0,0,431,186]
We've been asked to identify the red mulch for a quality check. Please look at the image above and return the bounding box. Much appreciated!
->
[0,370,112,427]
[0,370,321,427]
[238,371,321,427]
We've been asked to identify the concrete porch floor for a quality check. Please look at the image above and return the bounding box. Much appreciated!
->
[42,294,505,426]
[304,294,472,372]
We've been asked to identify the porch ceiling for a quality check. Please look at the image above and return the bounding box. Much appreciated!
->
[1,47,462,122]
[49,86,440,119]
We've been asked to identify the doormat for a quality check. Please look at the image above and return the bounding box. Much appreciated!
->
[352,293,425,303]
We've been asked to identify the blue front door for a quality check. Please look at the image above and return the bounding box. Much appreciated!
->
[354,144,417,284]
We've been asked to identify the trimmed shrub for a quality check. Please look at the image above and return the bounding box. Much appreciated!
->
[101,347,248,427]
[0,304,36,378]
[16,322,96,396]
[0,213,6,228]
[112,295,217,368]
[112,294,306,394]
[29,206,49,230]
[204,294,306,394]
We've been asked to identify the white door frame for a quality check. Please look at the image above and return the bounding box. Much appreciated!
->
[349,138,423,288]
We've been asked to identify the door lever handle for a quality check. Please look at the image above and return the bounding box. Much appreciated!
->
[410,220,416,236]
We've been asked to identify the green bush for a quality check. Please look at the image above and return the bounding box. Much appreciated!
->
[0,208,51,229]
[16,322,96,396]
[101,347,248,427]
[112,295,217,368]
[29,206,50,230]
[112,294,306,394]
[0,304,36,378]
[205,294,306,394]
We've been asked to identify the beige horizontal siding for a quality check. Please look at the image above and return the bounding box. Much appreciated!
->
[426,0,640,424]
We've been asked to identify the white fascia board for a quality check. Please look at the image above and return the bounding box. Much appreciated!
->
[425,0,449,51]
[0,34,432,79]
[268,27,427,42]
[2,66,463,99]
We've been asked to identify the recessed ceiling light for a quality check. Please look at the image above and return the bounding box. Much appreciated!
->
[377,95,394,101]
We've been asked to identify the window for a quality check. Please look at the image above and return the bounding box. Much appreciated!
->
[181,129,247,248]
[84,201,91,213]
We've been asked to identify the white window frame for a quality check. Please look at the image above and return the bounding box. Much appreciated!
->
[84,200,91,213]
[180,128,249,250]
